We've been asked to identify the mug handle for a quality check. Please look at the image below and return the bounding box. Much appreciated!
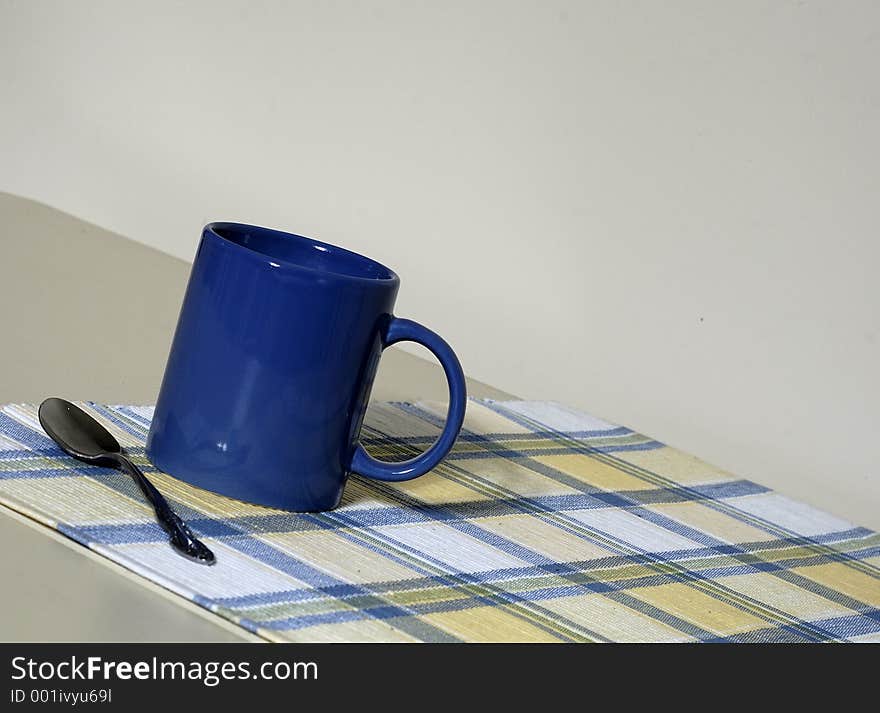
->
[349,317,467,482]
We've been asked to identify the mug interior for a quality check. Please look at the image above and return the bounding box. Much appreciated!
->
[208,223,397,282]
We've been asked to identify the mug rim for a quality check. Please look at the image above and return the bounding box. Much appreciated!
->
[204,222,400,286]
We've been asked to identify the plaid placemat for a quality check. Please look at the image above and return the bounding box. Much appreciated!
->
[0,400,877,642]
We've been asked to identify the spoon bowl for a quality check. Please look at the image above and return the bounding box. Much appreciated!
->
[38,397,121,464]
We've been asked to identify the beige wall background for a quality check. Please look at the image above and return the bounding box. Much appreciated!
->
[1,1,878,527]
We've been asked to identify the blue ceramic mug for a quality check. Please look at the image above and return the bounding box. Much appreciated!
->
[146,223,466,511]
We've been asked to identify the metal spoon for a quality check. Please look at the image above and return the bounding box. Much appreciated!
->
[38,398,215,565]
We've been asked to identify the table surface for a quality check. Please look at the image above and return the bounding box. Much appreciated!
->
[0,192,512,642]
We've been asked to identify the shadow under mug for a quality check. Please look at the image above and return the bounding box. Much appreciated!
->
[145,222,466,511]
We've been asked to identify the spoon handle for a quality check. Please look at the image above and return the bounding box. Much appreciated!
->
[112,452,168,512]
[109,453,215,565]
